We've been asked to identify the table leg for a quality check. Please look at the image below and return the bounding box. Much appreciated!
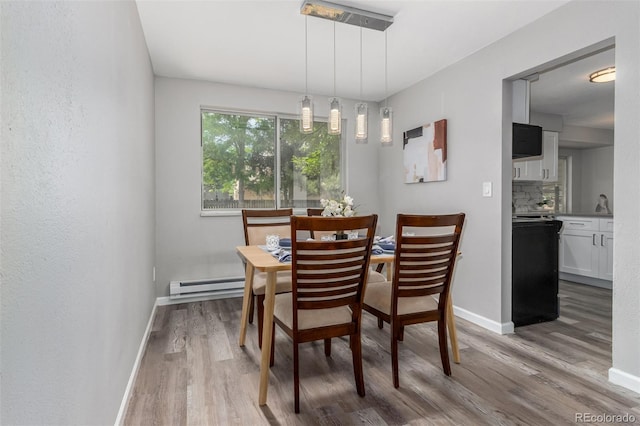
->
[238,263,254,347]
[446,297,460,364]
[385,261,392,281]
[258,271,277,405]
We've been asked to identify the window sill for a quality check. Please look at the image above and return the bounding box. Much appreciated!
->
[200,208,310,217]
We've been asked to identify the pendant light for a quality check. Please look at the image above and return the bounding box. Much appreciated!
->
[328,22,342,135]
[300,16,314,134]
[355,23,368,144]
[380,30,392,146]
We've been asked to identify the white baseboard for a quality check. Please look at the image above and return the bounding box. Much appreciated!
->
[114,299,158,426]
[453,305,514,335]
[559,272,612,289]
[609,368,640,395]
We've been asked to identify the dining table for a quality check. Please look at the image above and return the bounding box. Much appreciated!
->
[235,244,459,406]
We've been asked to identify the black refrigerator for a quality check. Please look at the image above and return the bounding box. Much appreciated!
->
[512,219,563,327]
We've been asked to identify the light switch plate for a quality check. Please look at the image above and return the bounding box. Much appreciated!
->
[482,181,492,197]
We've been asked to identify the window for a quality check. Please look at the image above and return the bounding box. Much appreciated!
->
[542,156,569,213]
[201,110,343,211]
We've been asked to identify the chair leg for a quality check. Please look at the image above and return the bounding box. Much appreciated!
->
[398,325,404,341]
[270,322,276,367]
[447,298,460,363]
[377,317,383,329]
[294,342,300,413]
[257,294,265,349]
[351,332,365,397]
[324,338,331,356]
[438,318,452,376]
[248,293,255,324]
[391,322,400,388]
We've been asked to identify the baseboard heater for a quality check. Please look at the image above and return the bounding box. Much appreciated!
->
[169,277,245,300]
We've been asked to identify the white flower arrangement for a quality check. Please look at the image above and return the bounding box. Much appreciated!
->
[320,195,356,217]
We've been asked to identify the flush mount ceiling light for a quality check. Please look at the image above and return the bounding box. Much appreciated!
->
[300,0,393,32]
[589,67,616,83]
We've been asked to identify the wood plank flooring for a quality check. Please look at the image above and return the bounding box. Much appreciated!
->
[124,281,640,425]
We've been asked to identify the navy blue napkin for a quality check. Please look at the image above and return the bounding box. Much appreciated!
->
[278,251,292,262]
[371,245,384,255]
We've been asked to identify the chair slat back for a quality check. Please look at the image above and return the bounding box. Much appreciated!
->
[306,208,335,240]
[392,214,465,310]
[291,215,377,316]
[242,209,293,246]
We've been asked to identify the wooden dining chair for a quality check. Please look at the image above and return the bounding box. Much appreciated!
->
[241,208,293,350]
[363,213,465,388]
[272,214,378,413]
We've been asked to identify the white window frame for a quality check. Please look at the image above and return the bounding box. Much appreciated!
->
[200,109,345,217]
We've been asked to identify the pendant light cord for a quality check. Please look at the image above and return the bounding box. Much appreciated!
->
[333,22,336,97]
[384,30,388,108]
[305,16,308,95]
[359,24,363,101]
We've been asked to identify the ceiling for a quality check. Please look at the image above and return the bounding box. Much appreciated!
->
[530,47,615,131]
[135,1,613,141]
[135,0,569,102]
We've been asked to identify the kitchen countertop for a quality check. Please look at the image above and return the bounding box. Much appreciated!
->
[512,213,613,222]
[554,213,614,219]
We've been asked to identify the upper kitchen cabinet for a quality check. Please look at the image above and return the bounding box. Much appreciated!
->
[513,131,558,182]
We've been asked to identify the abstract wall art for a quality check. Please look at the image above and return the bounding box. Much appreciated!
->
[403,119,447,184]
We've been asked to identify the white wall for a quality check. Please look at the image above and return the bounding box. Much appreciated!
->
[154,78,381,296]
[1,1,156,424]
[380,0,639,388]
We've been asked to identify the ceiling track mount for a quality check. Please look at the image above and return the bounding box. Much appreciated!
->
[301,0,393,31]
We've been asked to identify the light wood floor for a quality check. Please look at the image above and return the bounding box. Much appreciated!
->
[124,281,640,425]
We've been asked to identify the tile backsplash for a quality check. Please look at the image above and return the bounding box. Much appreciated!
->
[513,182,544,213]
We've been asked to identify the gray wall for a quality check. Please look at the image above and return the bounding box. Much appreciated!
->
[1,1,156,424]
[154,78,381,296]
[579,146,614,213]
[560,146,614,214]
[381,0,639,387]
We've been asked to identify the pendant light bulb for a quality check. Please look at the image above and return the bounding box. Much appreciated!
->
[355,103,368,142]
[355,24,368,144]
[300,95,314,134]
[380,30,392,146]
[380,107,392,145]
[329,98,341,135]
[328,22,341,135]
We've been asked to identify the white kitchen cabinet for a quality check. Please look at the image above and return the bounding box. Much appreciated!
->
[540,131,558,181]
[512,131,558,182]
[512,160,541,180]
[557,216,613,281]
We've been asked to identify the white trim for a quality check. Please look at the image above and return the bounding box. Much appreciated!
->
[559,272,612,289]
[609,368,640,395]
[114,300,158,426]
[453,304,515,335]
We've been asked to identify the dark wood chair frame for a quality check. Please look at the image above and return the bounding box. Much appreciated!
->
[363,213,465,388]
[306,208,385,275]
[241,208,293,353]
[273,214,378,413]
